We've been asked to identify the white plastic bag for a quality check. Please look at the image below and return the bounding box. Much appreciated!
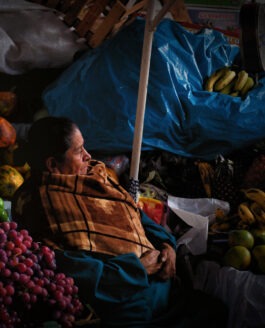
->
[167,195,230,255]
[194,260,265,328]
[0,0,87,74]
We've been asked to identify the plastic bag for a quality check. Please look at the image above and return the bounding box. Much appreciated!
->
[43,17,265,160]
[167,195,230,255]
[194,260,265,328]
[0,0,87,74]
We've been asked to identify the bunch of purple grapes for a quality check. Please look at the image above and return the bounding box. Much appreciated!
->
[0,221,84,328]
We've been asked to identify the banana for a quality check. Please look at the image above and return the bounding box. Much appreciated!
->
[210,221,231,232]
[238,202,256,225]
[219,79,235,94]
[229,91,240,97]
[240,76,255,98]
[204,67,229,92]
[250,202,265,225]
[241,188,265,211]
[234,70,249,91]
[214,70,236,92]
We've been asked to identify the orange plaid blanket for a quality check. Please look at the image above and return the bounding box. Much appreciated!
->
[38,160,154,257]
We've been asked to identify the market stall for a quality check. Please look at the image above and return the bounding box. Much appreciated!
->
[0,0,265,327]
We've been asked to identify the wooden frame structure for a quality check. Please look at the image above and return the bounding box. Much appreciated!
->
[27,0,147,48]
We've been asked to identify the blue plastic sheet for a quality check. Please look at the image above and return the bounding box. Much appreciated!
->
[43,18,265,160]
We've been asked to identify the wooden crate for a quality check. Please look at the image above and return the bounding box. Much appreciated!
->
[27,0,147,48]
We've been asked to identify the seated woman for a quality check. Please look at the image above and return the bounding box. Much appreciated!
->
[12,116,228,327]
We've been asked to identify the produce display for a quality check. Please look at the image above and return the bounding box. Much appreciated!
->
[222,228,265,273]
[238,188,265,228]
[0,117,16,149]
[208,187,265,273]
[204,66,255,98]
[0,217,86,327]
[0,111,30,200]
[0,165,24,200]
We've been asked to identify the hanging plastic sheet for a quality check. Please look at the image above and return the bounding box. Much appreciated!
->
[0,0,87,75]
[43,17,265,160]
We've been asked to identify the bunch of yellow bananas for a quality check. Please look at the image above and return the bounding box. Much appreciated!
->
[209,208,238,233]
[204,67,255,98]
[238,188,265,228]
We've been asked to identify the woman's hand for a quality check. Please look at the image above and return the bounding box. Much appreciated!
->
[140,249,163,275]
[157,243,176,280]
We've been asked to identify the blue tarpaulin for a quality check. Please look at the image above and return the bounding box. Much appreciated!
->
[43,18,265,160]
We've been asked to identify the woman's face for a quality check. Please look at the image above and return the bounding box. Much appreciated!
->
[54,127,91,175]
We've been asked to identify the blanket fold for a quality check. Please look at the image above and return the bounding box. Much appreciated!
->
[39,160,155,257]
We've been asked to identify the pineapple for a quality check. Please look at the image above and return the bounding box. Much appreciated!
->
[212,155,240,213]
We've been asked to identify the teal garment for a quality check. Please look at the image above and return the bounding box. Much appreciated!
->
[55,212,228,327]
[55,212,175,323]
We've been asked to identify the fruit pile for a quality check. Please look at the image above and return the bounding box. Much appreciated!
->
[0,220,85,327]
[209,188,265,232]
[223,229,265,273]
[237,188,265,229]
[0,101,30,201]
[204,66,255,98]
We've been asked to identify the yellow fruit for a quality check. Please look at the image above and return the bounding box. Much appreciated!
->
[223,245,251,270]
[204,67,229,92]
[252,245,265,273]
[228,229,254,250]
[238,202,256,225]
[242,188,265,211]
[214,70,236,91]
[240,76,255,98]
[234,70,249,91]
[250,202,265,225]
[0,165,24,199]
[250,228,265,246]
[219,79,235,94]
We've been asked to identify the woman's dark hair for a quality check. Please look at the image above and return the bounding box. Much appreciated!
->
[26,116,77,171]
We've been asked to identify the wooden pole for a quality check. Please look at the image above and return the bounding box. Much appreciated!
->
[129,0,155,183]
[129,0,178,201]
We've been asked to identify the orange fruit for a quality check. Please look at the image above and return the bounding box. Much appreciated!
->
[228,229,254,250]
[250,228,265,246]
[223,245,251,270]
